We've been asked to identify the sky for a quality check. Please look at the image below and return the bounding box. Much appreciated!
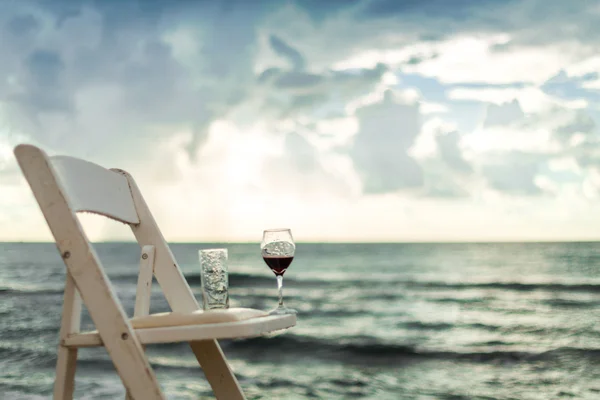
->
[1,0,600,242]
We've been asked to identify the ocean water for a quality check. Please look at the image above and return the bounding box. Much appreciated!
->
[1,242,599,400]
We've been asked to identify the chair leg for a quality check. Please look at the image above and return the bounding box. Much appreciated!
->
[54,347,78,399]
[190,340,246,400]
[54,274,82,399]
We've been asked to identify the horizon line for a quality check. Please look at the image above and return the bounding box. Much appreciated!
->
[2,239,600,245]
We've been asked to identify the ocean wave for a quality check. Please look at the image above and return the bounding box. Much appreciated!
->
[2,334,599,380]
[0,326,59,341]
[106,270,600,294]
[224,334,600,364]
[429,297,489,304]
[399,321,456,331]
[541,298,600,308]
[0,345,57,368]
[423,321,597,337]
[0,286,64,296]
[109,272,327,288]
[468,340,517,347]
[75,357,201,373]
[407,281,600,293]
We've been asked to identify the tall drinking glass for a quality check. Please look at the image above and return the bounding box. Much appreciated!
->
[261,229,297,315]
[199,248,229,310]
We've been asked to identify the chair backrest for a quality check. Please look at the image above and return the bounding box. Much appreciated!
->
[50,155,140,224]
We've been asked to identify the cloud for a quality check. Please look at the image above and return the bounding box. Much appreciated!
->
[358,0,513,20]
[420,102,449,114]
[482,100,525,127]
[350,90,424,193]
[436,130,472,173]
[294,0,364,22]
[410,118,473,198]
[268,35,306,70]
[448,87,559,115]
[480,152,544,195]
[0,0,266,167]
[462,99,600,197]
[261,130,357,198]
[256,34,389,120]
[307,0,600,90]
[405,36,586,85]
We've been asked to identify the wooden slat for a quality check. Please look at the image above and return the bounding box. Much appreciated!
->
[141,314,295,343]
[119,171,247,400]
[134,246,155,318]
[64,315,296,348]
[14,145,164,400]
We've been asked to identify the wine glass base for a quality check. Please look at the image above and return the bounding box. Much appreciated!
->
[269,307,297,316]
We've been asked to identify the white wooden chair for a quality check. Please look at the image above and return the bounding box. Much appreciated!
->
[13,144,296,400]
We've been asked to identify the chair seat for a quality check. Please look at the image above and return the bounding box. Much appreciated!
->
[63,313,296,348]
[131,307,268,329]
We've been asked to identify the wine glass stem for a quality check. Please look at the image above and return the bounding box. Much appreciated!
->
[276,275,284,308]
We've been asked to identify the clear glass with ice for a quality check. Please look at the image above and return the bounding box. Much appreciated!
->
[199,248,229,310]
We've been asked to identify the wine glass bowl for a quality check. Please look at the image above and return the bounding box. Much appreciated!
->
[261,229,297,315]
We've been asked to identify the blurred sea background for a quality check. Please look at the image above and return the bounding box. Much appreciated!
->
[1,241,599,400]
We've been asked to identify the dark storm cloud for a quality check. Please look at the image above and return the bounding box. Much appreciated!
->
[316,0,600,55]
[6,14,40,36]
[269,35,306,70]
[0,0,266,162]
[19,50,71,113]
[2,0,600,203]
[257,36,388,119]
[294,0,364,21]
[274,71,324,89]
[359,0,515,19]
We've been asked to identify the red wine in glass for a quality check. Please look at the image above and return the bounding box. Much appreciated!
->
[263,255,294,276]
[261,229,297,315]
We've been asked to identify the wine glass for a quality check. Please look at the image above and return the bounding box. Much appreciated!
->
[261,228,297,315]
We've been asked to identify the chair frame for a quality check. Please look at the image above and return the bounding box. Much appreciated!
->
[14,144,295,399]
